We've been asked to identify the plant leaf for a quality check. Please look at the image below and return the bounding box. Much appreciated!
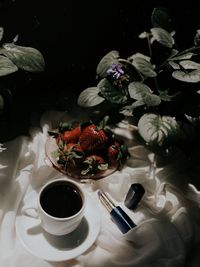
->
[159,90,174,101]
[77,87,105,107]
[1,43,45,72]
[98,78,127,104]
[172,69,200,83]
[168,61,180,69]
[0,27,4,42]
[138,31,148,39]
[143,94,161,106]
[150,27,174,48]
[194,29,200,46]
[96,50,119,78]
[128,82,152,100]
[128,82,161,107]
[131,57,157,77]
[0,55,18,76]
[138,113,180,146]
[128,53,151,62]
[179,60,200,69]
[151,8,174,32]
[172,52,194,60]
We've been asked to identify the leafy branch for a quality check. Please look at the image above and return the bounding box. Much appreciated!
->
[0,27,45,77]
[77,7,200,149]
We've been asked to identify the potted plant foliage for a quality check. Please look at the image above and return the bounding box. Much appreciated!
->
[0,26,45,115]
[77,7,200,152]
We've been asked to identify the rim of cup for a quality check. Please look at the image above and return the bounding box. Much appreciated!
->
[38,178,86,221]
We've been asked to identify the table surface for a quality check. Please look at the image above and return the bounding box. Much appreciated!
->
[0,110,200,267]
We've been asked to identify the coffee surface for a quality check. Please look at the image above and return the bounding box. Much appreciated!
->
[40,183,83,218]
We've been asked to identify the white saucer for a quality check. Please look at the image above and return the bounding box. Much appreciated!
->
[16,192,101,262]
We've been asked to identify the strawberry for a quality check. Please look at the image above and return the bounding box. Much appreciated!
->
[107,143,120,165]
[107,141,130,166]
[63,143,83,154]
[56,133,63,146]
[58,143,84,169]
[81,155,108,176]
[62,126,81,143]
[79,124,109,151]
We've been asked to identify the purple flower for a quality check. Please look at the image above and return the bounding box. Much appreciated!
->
[106,63,124,79]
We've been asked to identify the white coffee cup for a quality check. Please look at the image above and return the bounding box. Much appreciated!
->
[22,178,86,236]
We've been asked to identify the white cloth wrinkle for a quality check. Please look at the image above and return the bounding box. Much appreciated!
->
[0,110,200,267]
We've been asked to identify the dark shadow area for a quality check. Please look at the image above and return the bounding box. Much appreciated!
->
[0,0,200,141]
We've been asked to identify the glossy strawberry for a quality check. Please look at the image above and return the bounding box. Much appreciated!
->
[107,141,130,166]
[58,143,84,169]
[107,143,120,164]
[62,126,81,143]
[79,125,109,151]
[81,155,108,176]
[55,133,63,147]
[63,143,83,154]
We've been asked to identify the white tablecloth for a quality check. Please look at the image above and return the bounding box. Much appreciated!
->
[0,110,200,267]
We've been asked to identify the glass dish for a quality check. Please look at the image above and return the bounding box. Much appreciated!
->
[45,136,119,182]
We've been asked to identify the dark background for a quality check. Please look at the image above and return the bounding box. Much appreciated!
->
[0,0,200,141]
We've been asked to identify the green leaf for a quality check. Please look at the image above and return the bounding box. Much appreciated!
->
[131,57,157,77]
[151,8,174,32]
[168,61,180,69]
[0,55,18,76]
[0,95,4,111]
[143,94,161,106]
[138,113,180,146]
[128,53,151,62]
[159,90,174,101]
[0,27,4,42]
[1,43,45,72]
[194,29,200,46]
[98,78,127,104]
[96,50,119,78]
[172,69,200,83]
[128,82,161,107]
[138,31,148,39]
[179,60,200,69]
[150,27,174,48]
[128,82,152,100]
[77,87,105,107]
[120,100,145,116]
[171,52,194,60]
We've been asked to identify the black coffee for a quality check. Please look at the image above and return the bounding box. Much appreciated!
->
[40,182,83,218]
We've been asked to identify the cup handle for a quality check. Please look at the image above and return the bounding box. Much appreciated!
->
[21,206,41,224]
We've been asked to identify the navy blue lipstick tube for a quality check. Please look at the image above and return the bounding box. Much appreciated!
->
[98,190,136,234]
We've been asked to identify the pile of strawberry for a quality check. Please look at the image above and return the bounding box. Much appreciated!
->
[48,117,130,177]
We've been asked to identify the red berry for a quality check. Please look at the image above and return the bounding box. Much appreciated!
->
[81,154,108,175]
[85,155,105,164]
[107,144,119,164]
[56,133,63,146]
[63,143,83,154]
[79,125,109,151]
[62,126,81,143]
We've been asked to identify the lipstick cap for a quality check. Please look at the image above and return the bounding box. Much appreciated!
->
[124,183,145,210]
